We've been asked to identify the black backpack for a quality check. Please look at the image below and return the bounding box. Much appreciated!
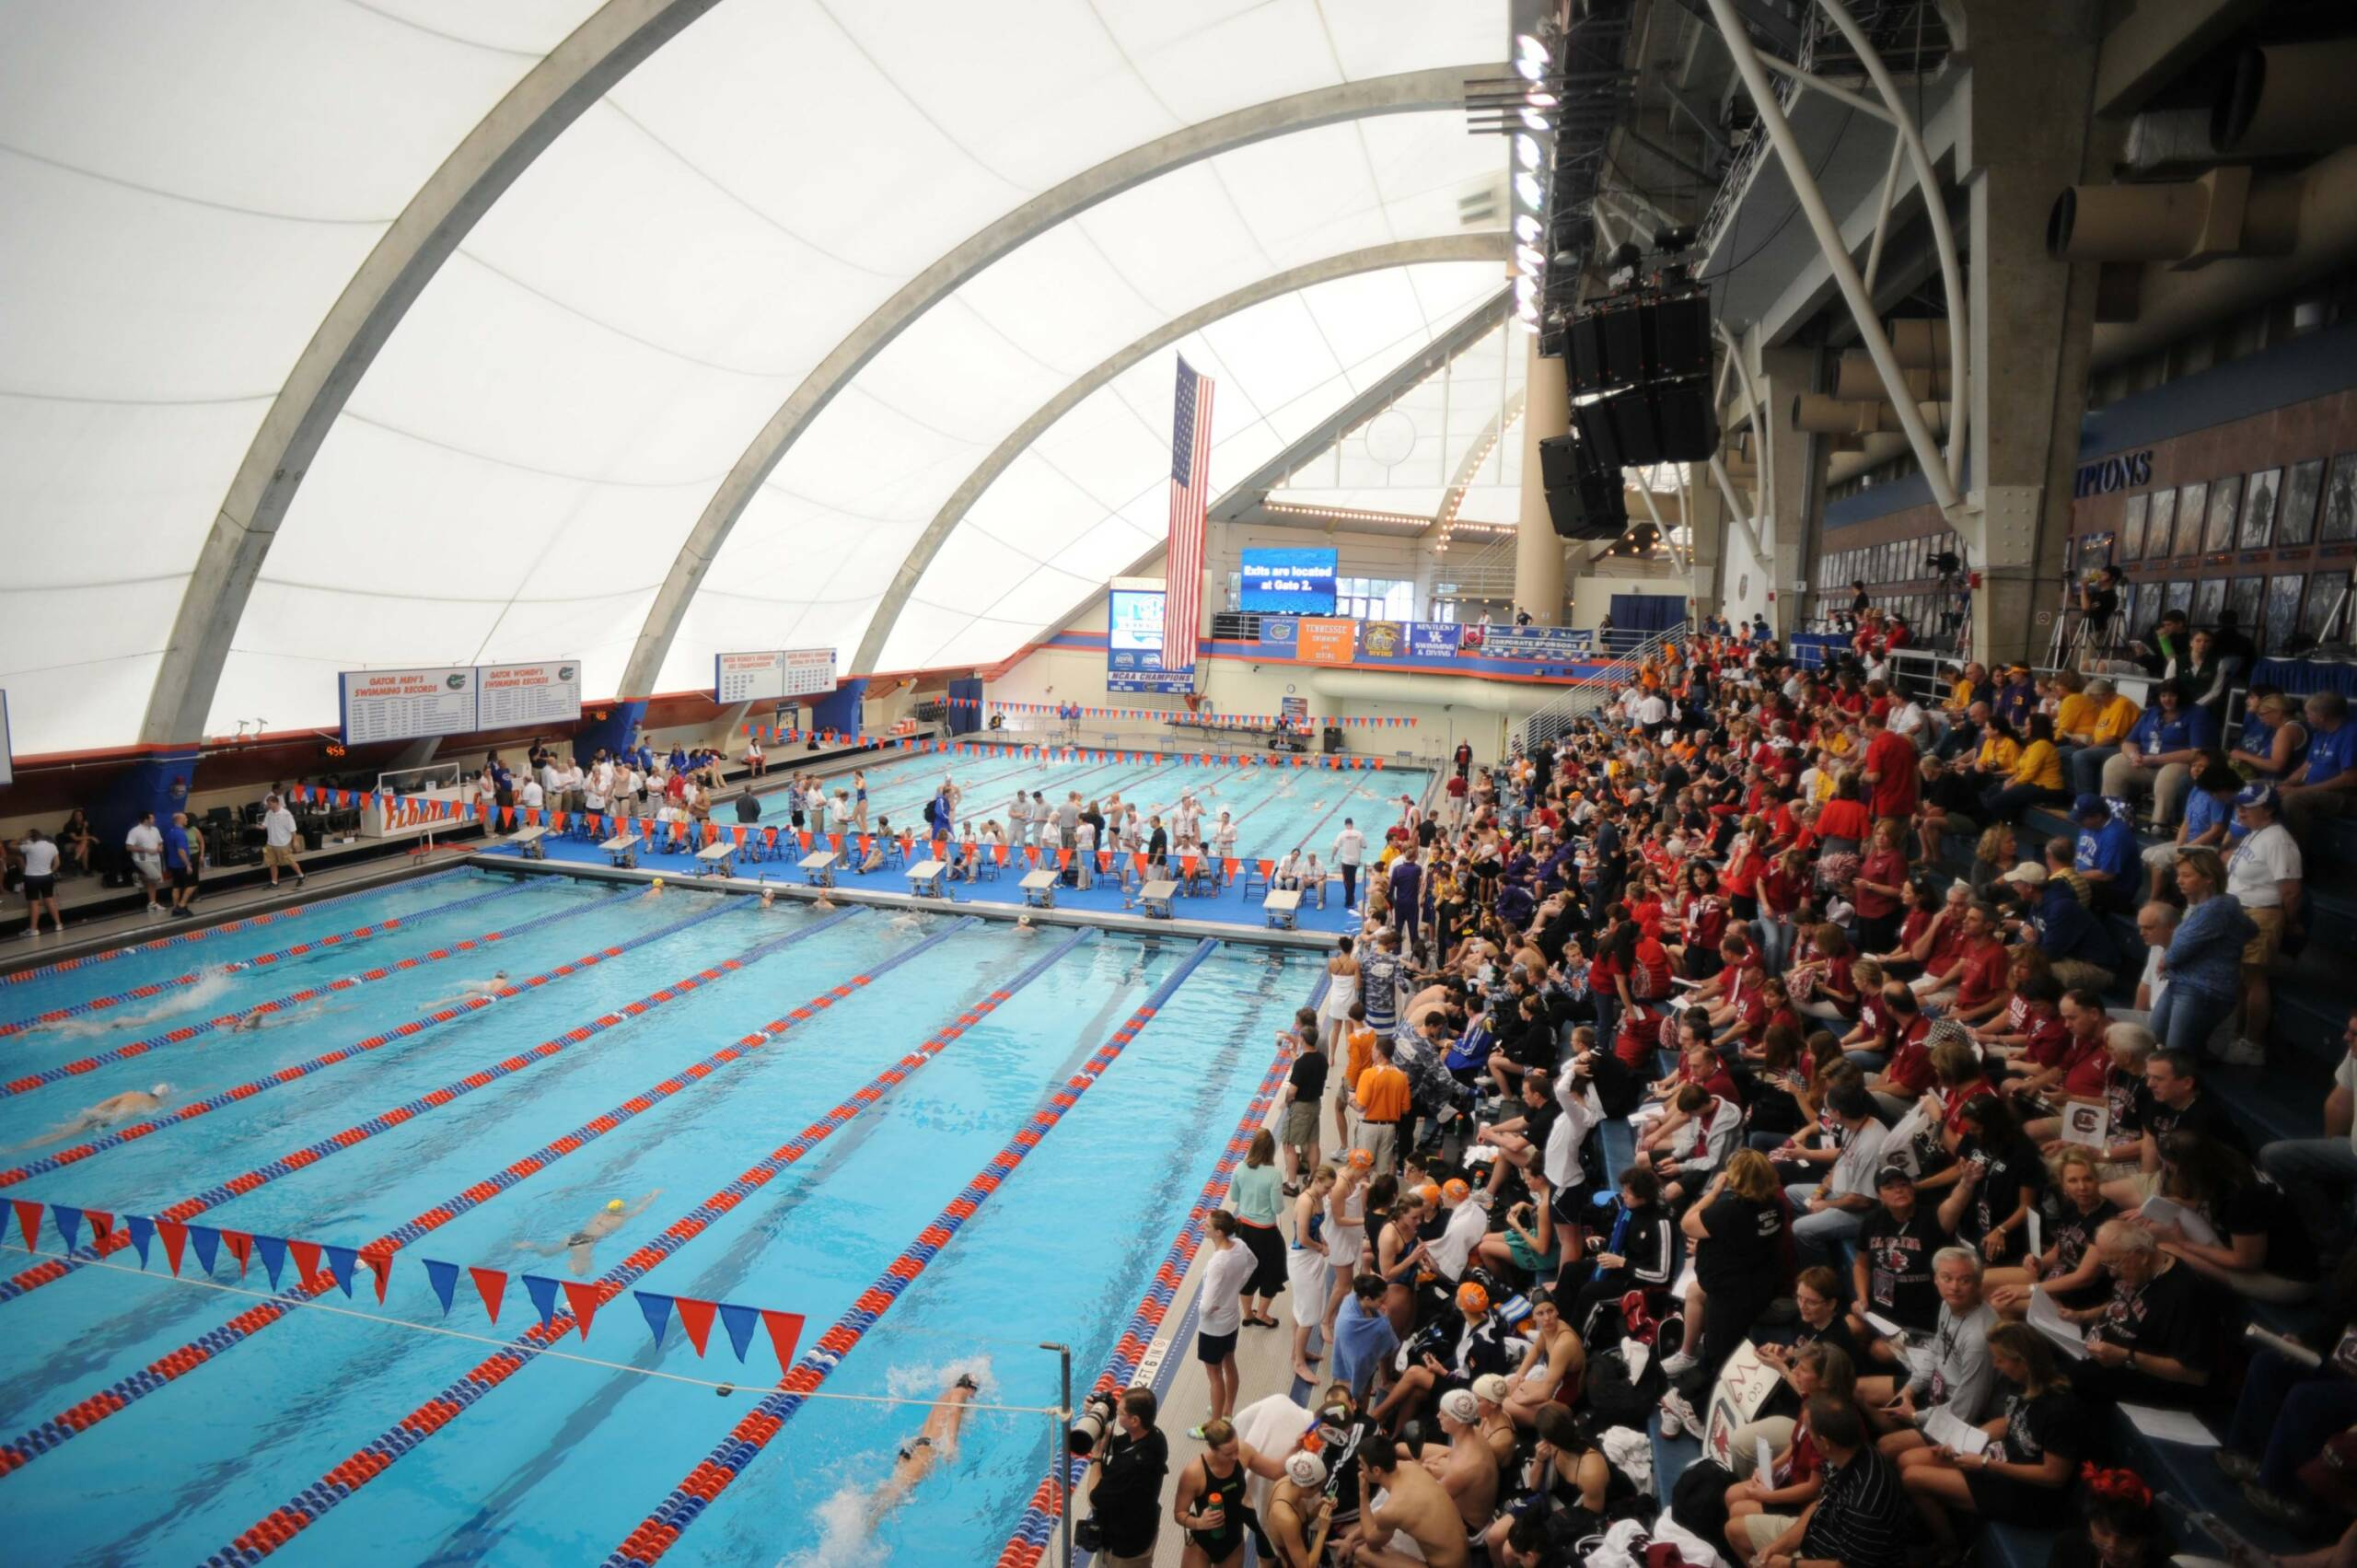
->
[1583,1342,1665,1425]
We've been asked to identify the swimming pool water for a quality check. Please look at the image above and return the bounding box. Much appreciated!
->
[0,867,1324,1564]
[753,741,1432,867]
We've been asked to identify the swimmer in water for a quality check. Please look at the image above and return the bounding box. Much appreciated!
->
[1010,914,1037,937]
[813,890,838,912]
[865,1370,981,1527]
[226,999,333,1033]
[23,1085,174,1146]
[759,886,779,912]
[415,971,511,1012]
[524,1191,661,1277]
[641,876,667,901]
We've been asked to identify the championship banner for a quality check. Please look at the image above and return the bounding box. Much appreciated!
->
[1296,618,1357,665]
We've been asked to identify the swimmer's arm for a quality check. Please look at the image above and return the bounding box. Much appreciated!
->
[624,1191,662,1217]
[1241,1440,1288,1481]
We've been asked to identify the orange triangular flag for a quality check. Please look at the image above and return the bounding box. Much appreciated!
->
[562,1281,602,1340]
[675,1296,716,1356]
[471,1266,508,1324]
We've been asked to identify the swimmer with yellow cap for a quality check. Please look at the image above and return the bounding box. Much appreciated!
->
[641,876,666,901]
[525,1190,662,1277]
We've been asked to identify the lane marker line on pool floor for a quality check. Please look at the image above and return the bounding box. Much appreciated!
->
[601,935,1225,1568]
[0,885,626,1100]
[993,975,1321,1568]
[0,891,683,1197]
[0,867,474,989]
[0,908,958,1484]
[0,880,541,1040]
[208,922,1098,1563]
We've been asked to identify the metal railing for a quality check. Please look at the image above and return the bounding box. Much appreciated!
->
[1517,621,1689,749]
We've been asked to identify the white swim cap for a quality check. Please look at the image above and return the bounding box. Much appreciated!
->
[1439,1388,1480,1425]
[1285,1451,1327,1488]
[151,1083,170,1097]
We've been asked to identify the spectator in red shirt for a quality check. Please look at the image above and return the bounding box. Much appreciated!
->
[1862,712,1921,825]
[1867,984,1935,1118]
[1946,902,2015,1028]
[1816,774,1874,854]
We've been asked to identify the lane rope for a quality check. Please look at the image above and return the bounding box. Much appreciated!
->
[1,867,472,988]
[0,879,535,1040]
[208,923,1097,1562]
[0,893,726,1303]
[0,901,877,1472]
[0,889,660,1195]
[601,935,1225,1567]
[1,885,625,1099]
[993,974,1322,1568]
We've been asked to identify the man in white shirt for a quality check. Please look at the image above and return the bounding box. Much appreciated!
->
[1331,818,1366,911]
[1273,850,1304,890]
[1007,792,1030,847]
[519,774,546,813]
[2224,783,2303,1065]
[1790,1082,1888,1267]
[1887,694,1931,750]
[124,812,166,915]
[17,830,63,935]
[261,794,306,889]
[1631,688,1670,735]
[584,761,610,819]
[1211,811,1237,865]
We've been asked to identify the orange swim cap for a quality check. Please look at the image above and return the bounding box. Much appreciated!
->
[1442,1179,1471,1203]
[1457,1281,1490,1313]
[1347,1148,1374,1169]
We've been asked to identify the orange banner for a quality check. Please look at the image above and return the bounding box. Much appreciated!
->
[1297,617,1357,664]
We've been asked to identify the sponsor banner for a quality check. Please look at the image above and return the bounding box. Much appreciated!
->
[714,649,837,703]
[1358,620,1404,659]
[1107,586,1194,692]
[1254,616,1302,657]
[339,667,478,745]
[1296,618,1358,665]
[1478,625,1596,660]
[1407,621,1463,659]
[475,660,582,729]
[1238,546,1337,614]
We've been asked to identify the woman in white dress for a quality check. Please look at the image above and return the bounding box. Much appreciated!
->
[1320,935,1360,1051]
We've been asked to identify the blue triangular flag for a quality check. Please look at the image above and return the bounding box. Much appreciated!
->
[422,1258,459,1316]
[635,1291,674,1348]
[127,1214,157,1270]
[254,1234,288,1289]
[322,1244,358,1296]
[50,1204,83,1251]
[189,1225,221,1276]
[523,1272,561,1328]
[717,1301,761,1363]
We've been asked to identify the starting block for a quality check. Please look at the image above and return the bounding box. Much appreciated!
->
[1139,878,1178,919]
[800,850,840,889]
[509,824,549,861]
[906,859,948,899]
[598,833,639,869]
[1263,889,1302,930]
[1020,868,1058,909]
[696,841,737,879]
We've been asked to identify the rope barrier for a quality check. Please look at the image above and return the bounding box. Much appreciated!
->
[0,891,729,1309]
[0,899,852,1470]
[0,880,605,1099]
[0,867,472,989]
[210,922,1087,1562]
[602,935,1223,1567]
[0,877,533,1040]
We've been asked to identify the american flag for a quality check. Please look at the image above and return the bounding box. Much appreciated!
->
[1164,356,1213,676]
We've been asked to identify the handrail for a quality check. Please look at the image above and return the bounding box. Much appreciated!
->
[1517,621,1689,749]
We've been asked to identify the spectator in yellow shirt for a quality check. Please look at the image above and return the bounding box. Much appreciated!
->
[1980,713,2070,822]
[2063,676,2144,795]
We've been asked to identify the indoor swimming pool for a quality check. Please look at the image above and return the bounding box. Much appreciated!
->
[0,866,1325,1565]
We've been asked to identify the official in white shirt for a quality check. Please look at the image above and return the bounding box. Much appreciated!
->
[261,794,307,888]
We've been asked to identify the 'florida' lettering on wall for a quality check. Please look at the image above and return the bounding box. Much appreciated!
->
[2073,449,2154,498]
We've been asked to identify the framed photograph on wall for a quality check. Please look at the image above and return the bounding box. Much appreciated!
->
[2325,454,2357,543]
[2240,469,2280,550]
[2131,581,2164,639]
[2146,487,2177,561]
[2264,573,2305,650]
[2280,459,2323,546]
[2173,481,2209,556]
[2305,569,2351,644]
[2119,492,2149,558]
[2203,473,2241,553]
[2192,577,2226,628]
[2227,575,2264,635]
[2163,578,2194,617]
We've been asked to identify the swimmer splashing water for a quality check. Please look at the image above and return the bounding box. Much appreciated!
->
[22,1085,173,1147]
[861,1367,981,1529]
[415,971,510,1012]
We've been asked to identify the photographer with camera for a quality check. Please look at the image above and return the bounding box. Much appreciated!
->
[1076,1385,1168,1567]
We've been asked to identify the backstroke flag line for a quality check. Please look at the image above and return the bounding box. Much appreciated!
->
[1165,355,1213,676]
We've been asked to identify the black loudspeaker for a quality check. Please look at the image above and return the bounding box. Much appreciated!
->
[1601,303,1646,388]
[1605,388,1661,466]
[1572,399,1625,476]
[1647,293,1713,379]
[1566,313,1614,393]
[1546,467,1628,540]
[1649,377,1719,461]
[1538,434,1582,493]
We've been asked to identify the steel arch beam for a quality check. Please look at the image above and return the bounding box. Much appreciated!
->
[140,0,721,746]
[851,236,1510,674]
[621,63,1496,697]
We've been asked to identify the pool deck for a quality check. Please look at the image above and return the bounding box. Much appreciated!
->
[464,831,1363,947]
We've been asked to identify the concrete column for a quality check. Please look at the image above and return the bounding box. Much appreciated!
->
[1755,341,1827,637]
[1685,468,1727,615]
[1514,328,1570,624]
[1962,0,2107,665]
